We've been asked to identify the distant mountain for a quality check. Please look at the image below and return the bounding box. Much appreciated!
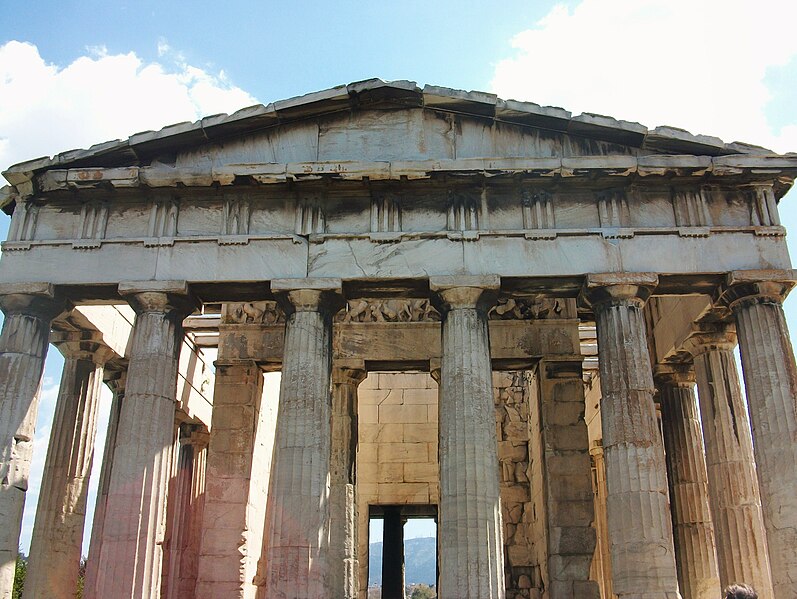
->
[368,537,437,586]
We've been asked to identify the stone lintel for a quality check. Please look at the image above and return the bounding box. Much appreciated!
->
[582,272,658,308]
[716,268,797,309]
[332,360,367,385]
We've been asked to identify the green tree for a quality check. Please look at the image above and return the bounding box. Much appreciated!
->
[13,552,26,599]
[410,584,436,599]
[75,556,87,598]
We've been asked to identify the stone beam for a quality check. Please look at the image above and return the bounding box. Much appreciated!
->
[1,234,789,289]
[215,319,581,368]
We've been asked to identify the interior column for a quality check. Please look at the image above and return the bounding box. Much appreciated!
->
[94,281,196,599]
[584,274,680,599]
[23,333,112,599]
[431,275,505,599]
[655,366,721,599]
[382,506,406,599]
[84,370,125,599]
[721,271,797,598]
[330,364,367,599]
[0,283,64,599]
[683,325,772,594]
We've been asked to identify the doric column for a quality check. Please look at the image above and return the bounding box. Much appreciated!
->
[431,275,505,599]
[84,370,125,599]
[178,428,208,599]
[259,279,342,599]
[196,360,266,598]
[330,364,366,599]
[163,423,208,599]
[683,325,772,595]
[655,366,721,599]
[23,333,113,599]
[0,283,64,599]
[583,273,680,599]
[382,506,405,599]
[94,281,197,599]
[719,270,797,597]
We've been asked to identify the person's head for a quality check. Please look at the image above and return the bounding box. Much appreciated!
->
[724,584,757,599]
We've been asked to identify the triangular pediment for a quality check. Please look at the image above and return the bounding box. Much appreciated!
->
[3,78,777,183]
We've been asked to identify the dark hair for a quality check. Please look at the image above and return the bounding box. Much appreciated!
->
[724,584,757,599]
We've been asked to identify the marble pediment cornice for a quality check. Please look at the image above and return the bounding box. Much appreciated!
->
[16,154,797,200]
[4,78,795,208]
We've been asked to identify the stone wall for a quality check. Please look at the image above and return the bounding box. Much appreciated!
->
[355,371,545,598]
[495,371,540,598]
[356,372,439,598]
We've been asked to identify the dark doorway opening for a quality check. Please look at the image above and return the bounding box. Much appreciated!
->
[368,505,438,599]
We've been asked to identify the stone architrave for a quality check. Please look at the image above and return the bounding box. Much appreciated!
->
[655,366,721,599]
[195,361,266,599]
[584,274,681,599]
[258,279,342,599]
[0,283,64,599]
[23,333,112,599]
[84,370,125,599]
[330,364,367,599]
[94,282,197,599]
[537,359,601,599]
[431,276,505,599]
[682,326,772,594]
[720,271,797,598]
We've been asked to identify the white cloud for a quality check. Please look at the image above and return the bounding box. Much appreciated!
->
[0,41,258,172]
[491,0,797,153]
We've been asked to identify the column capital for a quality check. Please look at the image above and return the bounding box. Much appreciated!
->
[103,369,127,395]
[331,363,367,386]
[653,363,696,387]
[0,282,66,319]
[50,330,115,364]
[271,278,344,316]
[118,280,198,317]
[681,323,737,357]
[429,275,499,313]
[716,269,797,311]
[429,358,441,384]
[581,272,658,310]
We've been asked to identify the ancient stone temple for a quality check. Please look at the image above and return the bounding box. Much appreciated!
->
[1,79,796,599]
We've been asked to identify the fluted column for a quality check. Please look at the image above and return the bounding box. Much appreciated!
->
[431,275,505,599]
[655,366,720,599]
[330,364,366,599]
[94,281,197,599]
[259,280,342,599]
[683,326,772,594]
[23,333,113,599]
[84,370,125,599]
[163,423,208,599]
[584,274,680,599]
[0,283,64,599]
[720,270,797,597]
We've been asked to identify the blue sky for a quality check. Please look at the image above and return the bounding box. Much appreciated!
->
[2,0,797,552]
